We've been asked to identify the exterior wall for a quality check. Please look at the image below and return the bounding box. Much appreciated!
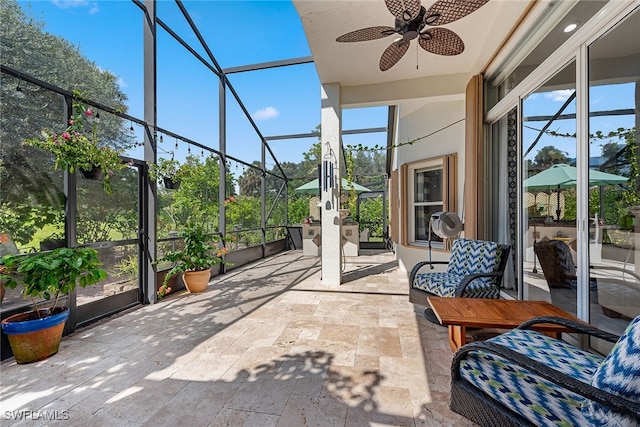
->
[393,99,466,273]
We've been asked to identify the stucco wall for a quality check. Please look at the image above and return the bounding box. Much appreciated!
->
[393,99,466,273]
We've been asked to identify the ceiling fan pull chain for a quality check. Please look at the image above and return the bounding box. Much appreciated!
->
[416,42,419,70]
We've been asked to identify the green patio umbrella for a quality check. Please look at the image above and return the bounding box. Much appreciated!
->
[294,178,372,195]
[523,163,628,219]
[523,164,628,190]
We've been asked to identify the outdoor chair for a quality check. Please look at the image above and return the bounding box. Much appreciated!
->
[533,239,577,288]
[409,238,510,322]
[450,315,640,427]
[534,239,640,318]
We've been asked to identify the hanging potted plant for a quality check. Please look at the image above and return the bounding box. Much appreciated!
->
[155,222,228,296]
[22,91,127,194]
[0,247,107,363]
[148,157,188,189]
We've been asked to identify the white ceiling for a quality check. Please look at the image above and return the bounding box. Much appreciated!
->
[293,0,533,110]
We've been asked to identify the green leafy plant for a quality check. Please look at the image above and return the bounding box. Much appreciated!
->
[0,247,107,317]
[147,157,189,185]
[155,222,228,298]
[112,255,138,278]
[22,90,127,194]
[343,149,357,214]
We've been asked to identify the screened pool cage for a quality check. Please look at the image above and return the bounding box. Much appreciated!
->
[0,0,390,360]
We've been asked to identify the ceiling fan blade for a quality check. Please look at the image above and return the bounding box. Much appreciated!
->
[379,40,410,71]
[384,0,421,22]
[419,28,464,55]
[336,26,396,42]
[423,0,489,26]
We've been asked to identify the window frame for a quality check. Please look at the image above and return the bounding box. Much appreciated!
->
[402,153,457,249]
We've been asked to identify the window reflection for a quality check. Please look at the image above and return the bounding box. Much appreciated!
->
[522,60,577,316]
[588,8,640,351]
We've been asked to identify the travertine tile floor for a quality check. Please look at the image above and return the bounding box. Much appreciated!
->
[0,249,476,426]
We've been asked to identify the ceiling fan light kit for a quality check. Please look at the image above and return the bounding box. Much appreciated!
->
[336,0,489,71]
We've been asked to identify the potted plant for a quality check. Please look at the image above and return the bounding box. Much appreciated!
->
[0,247,107,363]
[148,157,188,189]
[155,222,228,296]
[22,90,127,194]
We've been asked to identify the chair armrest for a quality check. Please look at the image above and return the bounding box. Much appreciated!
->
[452,341,640,421]
[409,261,448,287]
[590,265,640,282]
[517,316,620,343]
[454,271,503,297]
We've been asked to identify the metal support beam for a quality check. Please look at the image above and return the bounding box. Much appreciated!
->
[264,127,387,141]
[223,56,314,74]
[262,131,267,257]
[143,0,157,304]
[219,77,227,273]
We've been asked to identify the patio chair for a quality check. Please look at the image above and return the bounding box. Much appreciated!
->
[533,239,577,288]
[450,315,640,427]
[534,240,639,318]
[409,238,511,323]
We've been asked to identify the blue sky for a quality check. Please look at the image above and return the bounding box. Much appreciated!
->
[523,82,635,163]
[20,0,388,170]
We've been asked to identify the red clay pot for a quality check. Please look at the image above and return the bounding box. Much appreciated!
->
[1,308,69,364]
[183,269,210,293]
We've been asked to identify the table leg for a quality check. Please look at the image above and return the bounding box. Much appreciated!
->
[448,325,466,352]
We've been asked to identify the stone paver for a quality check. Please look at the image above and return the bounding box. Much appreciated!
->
[0,250,476,426]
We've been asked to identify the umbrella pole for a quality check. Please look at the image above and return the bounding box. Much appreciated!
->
[532,221,538,273]
[556,185,561,221]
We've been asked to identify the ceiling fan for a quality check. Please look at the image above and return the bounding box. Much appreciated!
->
[336,0,489,71]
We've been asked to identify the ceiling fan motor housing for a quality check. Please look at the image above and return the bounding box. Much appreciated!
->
[397,6,427,41]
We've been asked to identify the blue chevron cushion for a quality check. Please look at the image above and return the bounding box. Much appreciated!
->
[582,315,640,426]
[447,238,499,277]
[460,328,603,426]
[413,238,501,298]
[413,272,501,298]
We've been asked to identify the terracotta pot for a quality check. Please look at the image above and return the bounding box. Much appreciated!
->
[183,269,210,293]
[1,308,69,364]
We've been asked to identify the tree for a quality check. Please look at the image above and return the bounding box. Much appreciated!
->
[0,0,132,247]
[238,161,262,197]
[532,146,570,170]
[359,196,384,238]
[160,155,235,234]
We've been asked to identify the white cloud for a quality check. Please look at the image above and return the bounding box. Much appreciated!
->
[52,0,99,14]
[252,106,279,120]
[545,89,575,102]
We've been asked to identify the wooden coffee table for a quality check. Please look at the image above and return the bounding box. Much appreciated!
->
[427,297,586,351]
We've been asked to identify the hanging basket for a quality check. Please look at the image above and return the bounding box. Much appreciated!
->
[80,165,104,181]
[163,177,181,190]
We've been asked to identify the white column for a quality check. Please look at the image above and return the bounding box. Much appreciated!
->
[321,83,342,285]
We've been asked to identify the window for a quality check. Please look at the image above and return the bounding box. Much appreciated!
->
[402,154,457,248]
